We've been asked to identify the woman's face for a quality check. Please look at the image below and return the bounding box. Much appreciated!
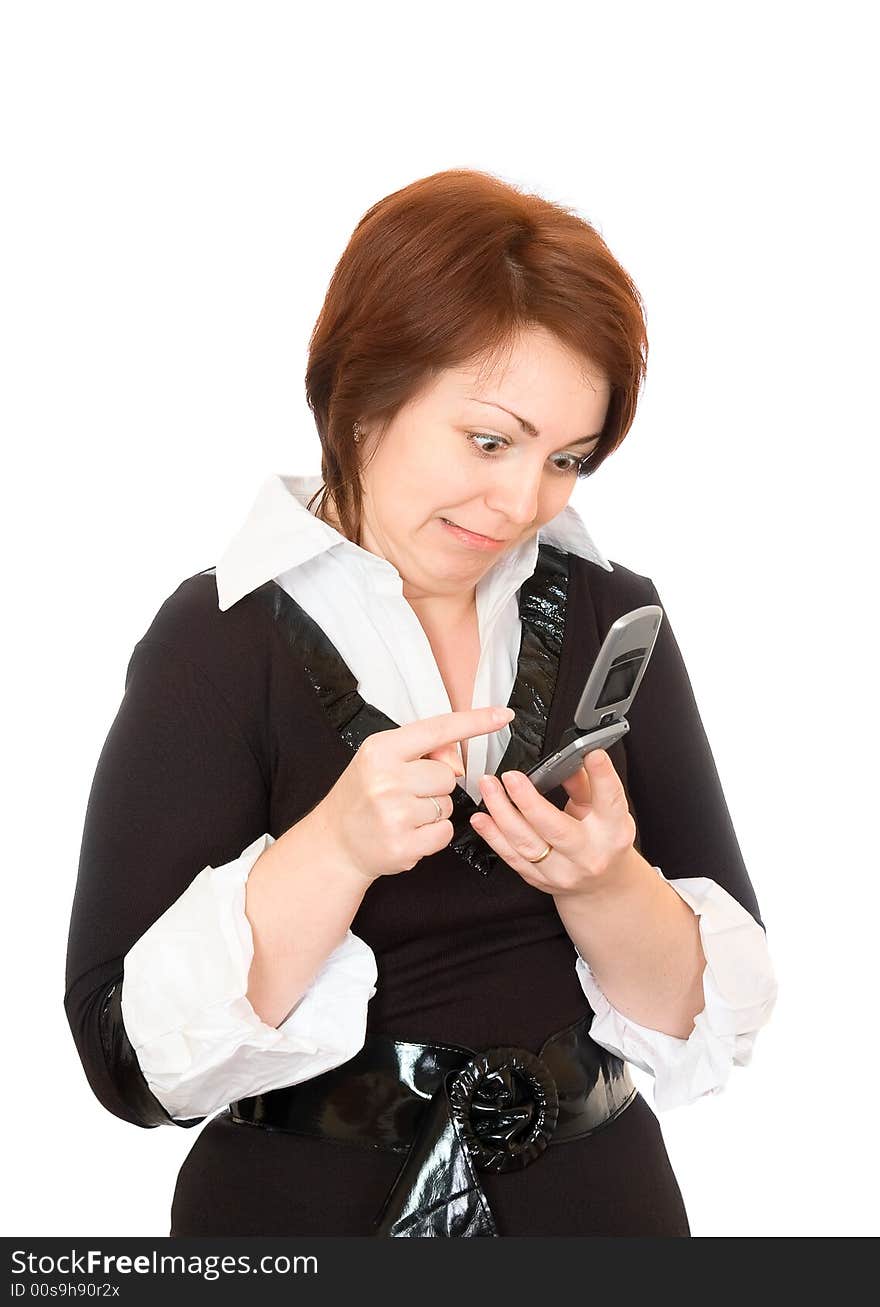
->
[356,325,611,606]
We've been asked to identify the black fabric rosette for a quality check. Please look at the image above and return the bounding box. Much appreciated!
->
[372,1045,559,1238]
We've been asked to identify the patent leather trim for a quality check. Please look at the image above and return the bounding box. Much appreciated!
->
[248,541,571,878]
[229,1011,637,1238]
[99,979,203,1130]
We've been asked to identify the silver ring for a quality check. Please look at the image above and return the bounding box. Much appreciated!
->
[427,795,443,823]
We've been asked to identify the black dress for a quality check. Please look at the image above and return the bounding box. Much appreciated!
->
[64,544,765,1236]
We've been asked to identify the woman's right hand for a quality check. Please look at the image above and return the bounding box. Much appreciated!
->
[316,706,516,884]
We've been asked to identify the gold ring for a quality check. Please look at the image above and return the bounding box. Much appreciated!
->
[526,843,553,864]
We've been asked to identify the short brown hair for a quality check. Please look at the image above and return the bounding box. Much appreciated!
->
[305,168,648,547]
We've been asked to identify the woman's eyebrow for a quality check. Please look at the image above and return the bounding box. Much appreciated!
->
[466,397,602,446]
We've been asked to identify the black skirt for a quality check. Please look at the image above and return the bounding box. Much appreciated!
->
[169,1090,690,1237]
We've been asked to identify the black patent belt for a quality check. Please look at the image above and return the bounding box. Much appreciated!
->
[229,1011,638,1237]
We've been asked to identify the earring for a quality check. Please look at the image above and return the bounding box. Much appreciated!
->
[353,421,362,443]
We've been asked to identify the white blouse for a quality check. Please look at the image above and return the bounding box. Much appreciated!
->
[121,473,778,1122]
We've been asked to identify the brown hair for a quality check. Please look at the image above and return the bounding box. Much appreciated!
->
[304,168,649,547]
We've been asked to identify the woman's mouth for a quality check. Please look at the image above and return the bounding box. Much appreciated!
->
[439,518,509,550]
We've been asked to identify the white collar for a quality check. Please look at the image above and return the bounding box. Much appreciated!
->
[215,473,613,612]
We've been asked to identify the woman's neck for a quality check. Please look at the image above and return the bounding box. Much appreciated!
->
[318,493,478,630]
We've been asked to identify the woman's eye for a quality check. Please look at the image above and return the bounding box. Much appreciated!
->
[464,432,586,476]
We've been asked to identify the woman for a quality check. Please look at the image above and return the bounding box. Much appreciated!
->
[64,168,777,1237]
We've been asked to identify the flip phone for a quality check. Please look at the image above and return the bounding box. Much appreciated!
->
[523,604,663,794]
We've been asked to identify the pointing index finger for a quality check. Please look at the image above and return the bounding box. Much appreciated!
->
[397,706,515,763]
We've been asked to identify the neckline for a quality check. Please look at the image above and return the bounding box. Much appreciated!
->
[252,542,572,878]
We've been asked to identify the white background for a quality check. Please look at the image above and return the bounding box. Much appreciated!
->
[3,0,877,1238]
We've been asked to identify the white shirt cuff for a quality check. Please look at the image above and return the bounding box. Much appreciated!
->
[121,832,378,1121]
[574,866,778,1112]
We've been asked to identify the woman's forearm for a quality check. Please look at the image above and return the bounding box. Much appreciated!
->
[244,808,373,1029]
[554,846,707,1039]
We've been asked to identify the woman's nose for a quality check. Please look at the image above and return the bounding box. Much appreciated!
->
[485,461,543,526]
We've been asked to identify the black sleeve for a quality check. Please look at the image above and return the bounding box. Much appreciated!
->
[622,579,766,932]
[64,636,271,1129]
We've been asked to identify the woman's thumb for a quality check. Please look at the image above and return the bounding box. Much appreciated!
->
[425,745,465,777]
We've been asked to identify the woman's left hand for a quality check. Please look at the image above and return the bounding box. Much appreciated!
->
[469,749,637,897]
